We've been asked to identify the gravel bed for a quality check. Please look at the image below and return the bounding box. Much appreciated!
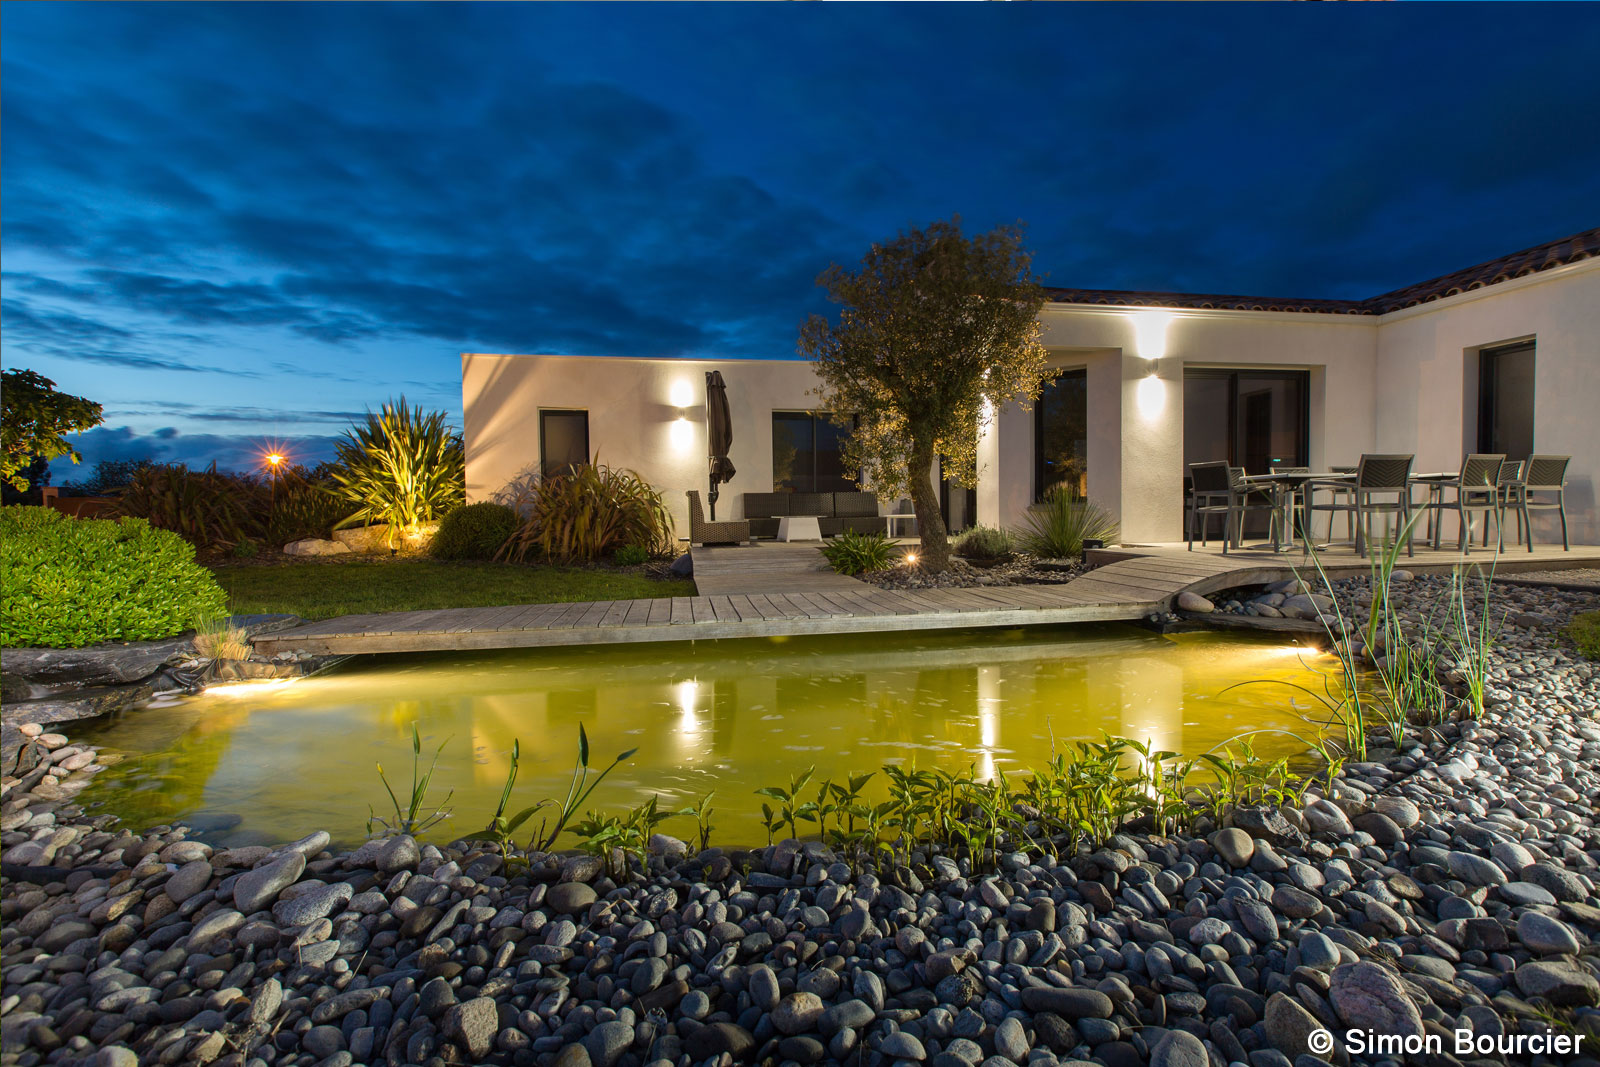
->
[3,576,1598,1067]
[859,555,1089,592]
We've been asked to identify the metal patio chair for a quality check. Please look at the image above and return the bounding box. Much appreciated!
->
[1305,464,1358,544]
[1186,461,1273,554]
[1488,459,1525,547]
[1324,454,1415,558]
[1517,455,1572,552]
[1420,454,1504,553]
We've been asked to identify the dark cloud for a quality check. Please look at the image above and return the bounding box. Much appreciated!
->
[61,426,341,480]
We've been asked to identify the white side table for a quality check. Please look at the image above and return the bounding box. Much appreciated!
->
[776,515,822,541]
[884,513,917,538]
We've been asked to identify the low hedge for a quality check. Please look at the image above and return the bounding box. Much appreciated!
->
[1,506,227,648]
[429,502,519,561]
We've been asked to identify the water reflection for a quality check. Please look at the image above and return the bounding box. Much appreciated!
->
[75,624,1330,848]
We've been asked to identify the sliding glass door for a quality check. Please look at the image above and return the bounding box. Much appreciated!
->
[1184,369,1308,536]
[1478,341,1535,461]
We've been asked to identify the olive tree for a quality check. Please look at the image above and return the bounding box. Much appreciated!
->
[800,219,1050,570]
[1,369,104,492]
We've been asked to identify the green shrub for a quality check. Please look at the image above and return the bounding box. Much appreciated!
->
[613,544,650,566]
[1016,485,1119,558]
[431,502,519,561]
[820,530,898,575]
[953,524,1012,560]
[1568,611,1600,661]
[500,463,673,564]
[328,397,465,539]
[1,507,227,648]
[114,462,259,553]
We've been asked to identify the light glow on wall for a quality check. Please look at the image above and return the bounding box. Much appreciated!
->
[670,417,694,450]
[1133,310,1173,362]
[1136,374,1166,420]
[669,380,695,409]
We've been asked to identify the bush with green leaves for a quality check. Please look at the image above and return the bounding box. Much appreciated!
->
[328,397,465,540]
[820,529,898,575]
[953,524,1012,560]
[430,502,519,561]
[500,463,673,564]
[1,507,227,648]
[1016,485,1119,558]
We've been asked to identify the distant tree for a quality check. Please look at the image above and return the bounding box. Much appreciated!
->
[1,369,104,492]
[800,218,1050,570]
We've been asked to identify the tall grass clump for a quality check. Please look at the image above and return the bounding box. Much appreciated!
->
[1567,611,1600,661]
[499,463,673,564]
[1016,484,1118,558]
[114,462,258,553]
[953,524,1012,560]
[820,530,897,575]
[329,397,465,541]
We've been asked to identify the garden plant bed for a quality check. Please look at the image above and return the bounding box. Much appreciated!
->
[2,575,1597,1067]
[210,557,695,621]
[859,554,1091,592]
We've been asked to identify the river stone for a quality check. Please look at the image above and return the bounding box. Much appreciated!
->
[188,909,245,947]
[1298,932,1340,972]
[1371,796,1420,829]
[1176,592,1214,614]
[1521,863,1587,903]
[94,1048,138,1067]
[748,964,780,1011]
[1236,899,1278,944]
[377,835,420,873]
[1188,917,1230,945]
[1328,961,1424,1038]
[274,881,353,926]
[444,996,498,1059]
[1272,885,1322,920]
[249,978,283,1028]
[551,1047,592,1067]
[284,538,351,556]
[1303,799,1353,837]
[1234,806,1303,846]
[880,1032,927,1060]
[1212,828,1254,868]
[1019,986,1113,1019]
[548,882,597,915]
[234,852,305,913]
[819,998,875,1036]
[35,919,95,953]
[773,992,825,1034]
[684,1023,755,1060]
[584,1020,634,1067]
[1499,881,1557,907]
[165,859,214,904]
[1446,850,1506,887]
[1514,962,1600,1006]
[1149,1029,1208,1067]
[1517,911,1582,955]
[1351,811,1403,845]
[993,1017,1028,1062]
[1263,993,1320,1059]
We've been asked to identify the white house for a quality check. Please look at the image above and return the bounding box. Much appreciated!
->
[463,228,1599,546]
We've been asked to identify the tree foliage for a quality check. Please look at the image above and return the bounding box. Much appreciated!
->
[1,369,104,491]
[800,218,1050,569]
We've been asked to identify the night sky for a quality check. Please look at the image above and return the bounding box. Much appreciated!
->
[4,3,1598,478]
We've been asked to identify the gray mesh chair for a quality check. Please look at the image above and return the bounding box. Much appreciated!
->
[1421,454,1504,553]
[1306,464,1358,544]
[1489,460,1525,547]
[1348,454,1415,558]
[687,491,750,545]
[1517,455,1572,552]
[1187,462,1273,554]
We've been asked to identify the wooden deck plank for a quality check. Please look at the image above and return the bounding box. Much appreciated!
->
[669,597,694,625]
[622,599,654,627]
[498,603,566,631]
[600,600,633,627]
[730,595,764,622]
[647,598,672,625]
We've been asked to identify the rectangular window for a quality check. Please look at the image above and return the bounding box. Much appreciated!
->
[1478,341,1535,460]
[1035,369,1088,500]
[1182,369,1308,474]
[540,410,589,480]
[772,411,857,492]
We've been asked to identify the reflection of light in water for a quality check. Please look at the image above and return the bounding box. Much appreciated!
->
[975,666,1001,780]
[675,679,702,761]
[207,678,299,699]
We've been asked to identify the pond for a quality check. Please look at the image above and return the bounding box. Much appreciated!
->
[74,624,1337,849]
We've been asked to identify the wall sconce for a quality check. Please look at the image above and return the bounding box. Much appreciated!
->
[1133,310,1173,372]
[668,380,695,409]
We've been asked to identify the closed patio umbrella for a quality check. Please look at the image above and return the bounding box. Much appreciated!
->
[706,370,736,520]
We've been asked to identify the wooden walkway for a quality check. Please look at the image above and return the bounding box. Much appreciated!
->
[251,541,1600,657]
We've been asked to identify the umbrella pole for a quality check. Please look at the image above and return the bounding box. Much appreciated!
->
[709,479,719,521]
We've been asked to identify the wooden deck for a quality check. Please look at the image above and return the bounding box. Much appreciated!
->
[251,540,1600,657]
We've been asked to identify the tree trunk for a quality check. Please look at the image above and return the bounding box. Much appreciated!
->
[908,440,950,570]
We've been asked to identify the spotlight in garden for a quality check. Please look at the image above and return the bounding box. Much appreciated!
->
[905,553,919,565]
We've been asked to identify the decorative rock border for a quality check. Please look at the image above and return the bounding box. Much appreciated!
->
[2,578,1597,1067]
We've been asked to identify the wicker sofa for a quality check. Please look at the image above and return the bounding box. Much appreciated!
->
[742,491,887,538]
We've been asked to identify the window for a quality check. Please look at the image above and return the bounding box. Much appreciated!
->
[1182,369,1308,475]
[1478,341,1535,460]
[1035,369,1087,500]
[540,410,589,479]
[772,411,857,492]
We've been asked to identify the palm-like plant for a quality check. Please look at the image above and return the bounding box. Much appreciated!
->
[328,398,464,542]
[1016,484,1119,559]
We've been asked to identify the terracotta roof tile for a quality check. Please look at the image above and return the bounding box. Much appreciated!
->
[1045,227,1600,316]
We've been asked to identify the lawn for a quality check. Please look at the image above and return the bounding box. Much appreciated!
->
[212,558,696,621]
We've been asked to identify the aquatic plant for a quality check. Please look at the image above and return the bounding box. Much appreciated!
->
[819,530,897,575]
[368,722,453,837]
[1014,484,1118,559]
[756,766,817,844]
[469,725,637,855]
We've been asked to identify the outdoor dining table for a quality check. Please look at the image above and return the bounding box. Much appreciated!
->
[1240,471,1351,553]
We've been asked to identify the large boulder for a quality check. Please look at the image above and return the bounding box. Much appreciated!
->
[2,636,191,690]
[283,538,351,556]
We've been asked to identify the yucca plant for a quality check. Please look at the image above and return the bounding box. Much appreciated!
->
[328,398,464,543]
[819,530,897,575]
[1016,484,1118,558]
[498,462,673,564]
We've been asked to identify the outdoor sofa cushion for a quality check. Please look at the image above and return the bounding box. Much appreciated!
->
[742,492,789,539]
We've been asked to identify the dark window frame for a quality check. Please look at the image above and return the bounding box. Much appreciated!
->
[771,410,859,493]
[1182,368,1310,473]
[1034,369,1088,502]
[539,409,590,480]
[1477,341,1536,460]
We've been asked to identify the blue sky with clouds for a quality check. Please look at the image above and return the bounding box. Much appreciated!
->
[3,3,1598,478]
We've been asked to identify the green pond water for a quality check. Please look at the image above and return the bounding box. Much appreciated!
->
[74,624,1335,849]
